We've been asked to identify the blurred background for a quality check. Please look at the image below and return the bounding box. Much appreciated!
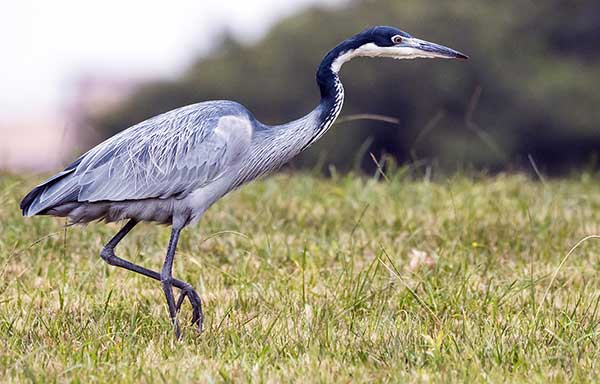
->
[1,0,599,176]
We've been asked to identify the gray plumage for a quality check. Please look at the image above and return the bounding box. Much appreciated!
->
[20,26,467,338]
[21,101,327,226]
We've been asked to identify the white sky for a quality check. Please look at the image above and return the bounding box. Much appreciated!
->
[0,0,344,119]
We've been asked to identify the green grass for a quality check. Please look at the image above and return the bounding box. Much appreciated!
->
[1,171,600,382]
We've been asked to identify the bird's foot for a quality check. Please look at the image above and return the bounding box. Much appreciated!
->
[175,284,204,334]
[162,279,182,339]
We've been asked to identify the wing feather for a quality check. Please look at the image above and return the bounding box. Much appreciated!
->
[74,102,253,202]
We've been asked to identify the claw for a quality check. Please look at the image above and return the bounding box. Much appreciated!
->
[174,286,204,333]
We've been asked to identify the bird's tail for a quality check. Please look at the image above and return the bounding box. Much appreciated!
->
[20,158,82,216]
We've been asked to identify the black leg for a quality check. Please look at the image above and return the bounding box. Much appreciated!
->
[161,226,182,338]
[100,219,203,336]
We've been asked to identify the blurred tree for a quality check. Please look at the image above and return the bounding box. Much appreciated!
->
[89,0,600,175]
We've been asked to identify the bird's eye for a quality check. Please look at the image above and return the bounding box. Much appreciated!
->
[392,35,403,44]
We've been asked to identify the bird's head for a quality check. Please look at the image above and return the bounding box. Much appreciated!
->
[329,26,468,72]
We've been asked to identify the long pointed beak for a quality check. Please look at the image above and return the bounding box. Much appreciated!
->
[408,38,468,60]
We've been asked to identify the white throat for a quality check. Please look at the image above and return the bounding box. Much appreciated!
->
[331,42,437,73]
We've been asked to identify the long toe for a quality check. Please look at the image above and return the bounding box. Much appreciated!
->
[185,289,204,333]
[174,322,181,339]
[192,300,204,334]
[174,285,204,334]
[161,280,182,339]
[175,291,187,313]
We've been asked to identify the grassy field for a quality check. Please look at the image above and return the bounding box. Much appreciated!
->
[1,171,600,382]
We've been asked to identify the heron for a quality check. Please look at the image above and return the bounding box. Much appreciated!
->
[20,26,467,338]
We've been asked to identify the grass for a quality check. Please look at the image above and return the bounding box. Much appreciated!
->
[1,170,600,382]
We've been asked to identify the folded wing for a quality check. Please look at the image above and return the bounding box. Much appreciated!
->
[21,101,254,215]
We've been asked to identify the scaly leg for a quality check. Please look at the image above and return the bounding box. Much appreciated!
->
[161,225,183,338]
[100,219,203,336]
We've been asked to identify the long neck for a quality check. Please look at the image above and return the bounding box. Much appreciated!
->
[296,43,356,150]
[231,41,359,188]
